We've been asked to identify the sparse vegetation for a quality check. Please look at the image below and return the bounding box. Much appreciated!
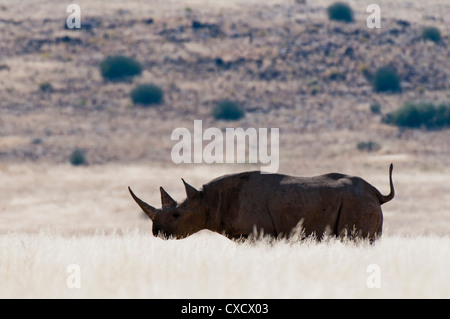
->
[328,69,345,81]
[416,86,426,95]
[370,103,381,115]
[373,67,401,93]
[385,102,450,129]
[32,138,43,145]
[130,83,164,106]
[70,149,87,166]
[327,2,354,23]
[39,82,53,93]
[100,55,142,81]
[310,85,321,96]
[358,63,371,80]
[213,99,245,121]
[422,26,441,43]
[357,141,381,152]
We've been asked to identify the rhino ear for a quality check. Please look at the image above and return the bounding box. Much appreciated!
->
[128,187,157,220]
[160,187,177,209]
[181,178,200,199]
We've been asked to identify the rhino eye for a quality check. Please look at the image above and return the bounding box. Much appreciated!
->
[172,212,180,218]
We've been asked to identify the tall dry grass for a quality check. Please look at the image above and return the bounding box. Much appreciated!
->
[0,230,449,298]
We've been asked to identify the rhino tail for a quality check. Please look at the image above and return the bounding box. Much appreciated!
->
[378,163,395,205]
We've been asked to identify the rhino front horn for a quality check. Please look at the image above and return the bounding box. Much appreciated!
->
[160,187,177,209]
[181,178,200,199]
[128,187,157,220]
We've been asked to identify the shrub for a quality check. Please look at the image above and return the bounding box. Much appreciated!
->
[357,141,381,152]
[213,99,245,121]
[327,2,354,23]
[100,55,142,81]
[373,67,401,93]
[370,103,381,115]
[415,86,426,95]
[328,69,345,81]
[39,82,53,93]
[385,102,450,129]
[310,85,321,96]
[422,26,441,43]
[70,149,87,166]
[130,84,164,106]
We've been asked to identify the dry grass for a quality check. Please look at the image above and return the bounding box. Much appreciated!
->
[1,230,449,298]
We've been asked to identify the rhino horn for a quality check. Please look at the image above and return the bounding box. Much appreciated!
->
[160,187,177,209]
[181,178,200,199]
[128,187,157,220]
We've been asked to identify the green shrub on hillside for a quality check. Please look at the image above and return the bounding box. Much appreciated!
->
[100,55,142,81]
[370,103,381,115]
[213,99,245,121]
[130,84,164,106]
[327,2,354,23]
[422,26,441,43]
[70,149,87,166]
[39,82,53,93]
[385,102,450,129]
[373,67,401,93]
[357,141,381,152]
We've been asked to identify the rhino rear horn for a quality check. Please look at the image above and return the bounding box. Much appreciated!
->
[160,187,177,209]
[181,178,200,199]
[128,187,157,220]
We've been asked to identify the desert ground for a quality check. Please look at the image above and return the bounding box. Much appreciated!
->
[0,0,449,299]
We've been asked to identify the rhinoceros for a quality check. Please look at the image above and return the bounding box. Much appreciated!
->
[128,164,394,241]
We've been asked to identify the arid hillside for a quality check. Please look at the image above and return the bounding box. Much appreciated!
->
[0,0,449,170]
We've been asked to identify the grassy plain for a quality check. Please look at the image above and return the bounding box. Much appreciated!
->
[1,230,449,298]
[1,164,449,298]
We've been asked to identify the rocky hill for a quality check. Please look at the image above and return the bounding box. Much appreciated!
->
[0,0,449,171]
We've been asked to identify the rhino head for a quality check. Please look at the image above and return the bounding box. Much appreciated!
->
[128,179,208,239]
